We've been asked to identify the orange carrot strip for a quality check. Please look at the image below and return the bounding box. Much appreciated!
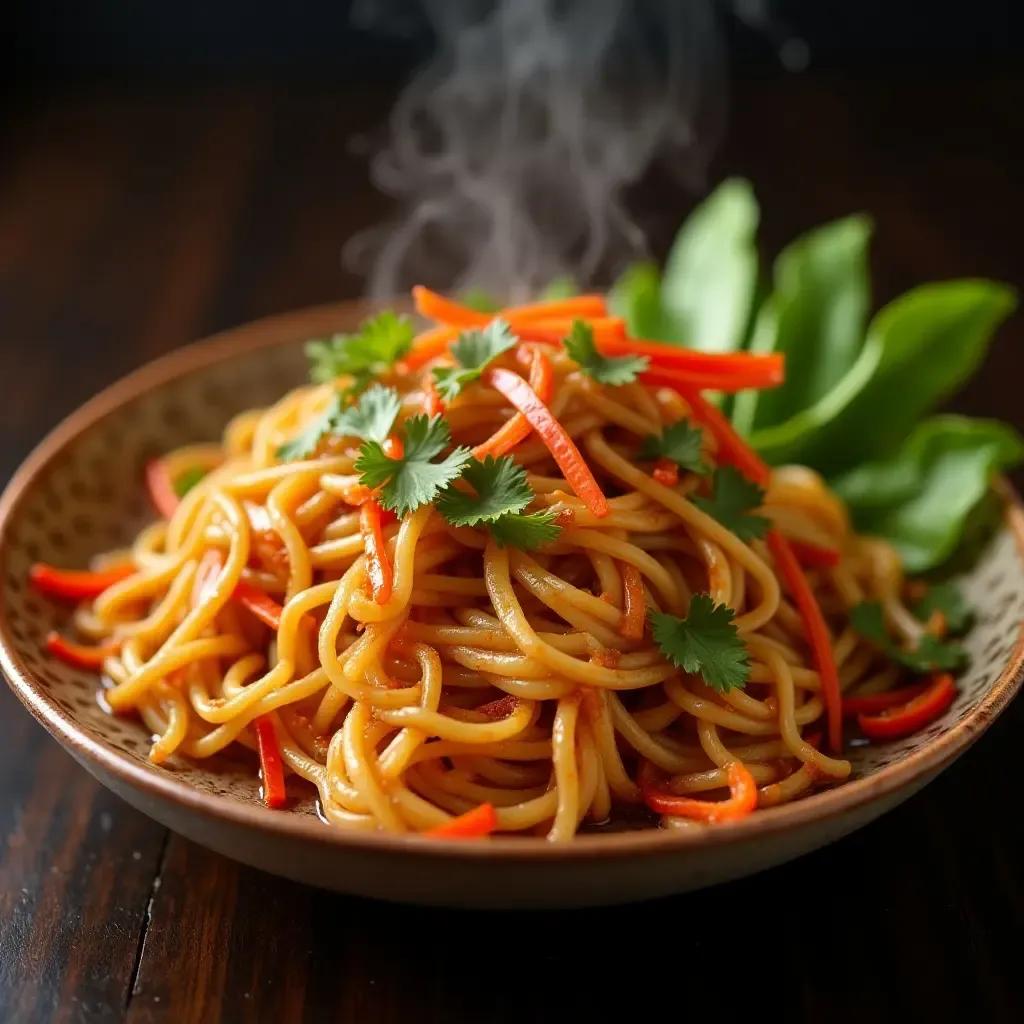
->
[360,500,393,605]
[857,673,955,740]
[767,528,842,751]
[423,377,446,418]
[254,716,288,808]
[841,682,930,718]
[413,286,488,327]
[787,539,841,570]
[473,347,554,459]
[29,562,135,601]
[232,582,284,631]
[638,759,757,823]
[605,336,785,380]
[506,295,607,320]
[651,459,679,488]
[145,458,180,519]
[412,285,606,327]
[45,632,120,670]
[485,365,609,518]
[425,802,499,838]
[677,388,772,486]
[620,563,647,641]
[508,317,626,345]
[640,363,783,394]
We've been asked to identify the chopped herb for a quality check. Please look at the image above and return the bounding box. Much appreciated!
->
[485,509,562,550]
[436,456,533,526]
[174,466,208,498]
[305,311,414,389]
[692,466,771,542]
[637,420,710,476]
[850,601,968,673]
[564,320,648,386]
[913,581,973,635]
[276,385,401,461]
[432,319,517,401]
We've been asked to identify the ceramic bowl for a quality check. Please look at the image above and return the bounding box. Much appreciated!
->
[2,301,1023,910]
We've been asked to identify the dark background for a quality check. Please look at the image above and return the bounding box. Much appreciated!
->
[2,2,1024,1022]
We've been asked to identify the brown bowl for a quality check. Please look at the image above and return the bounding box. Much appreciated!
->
[2,301,1023,909]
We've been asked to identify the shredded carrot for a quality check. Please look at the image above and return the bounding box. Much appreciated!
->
[473,346,554,459]
[232,581,285,631]
[485,365,609,518]
[925,609,947,639]
[360,499,393,605]
[767,529,842,751]
[786,539,841,570]
[640,363,783,394]
[606,336,785,379]
[505,295,608,320]
[677,388,772,486]
[254,716,288,808]
[29,562,135,601]
[412,285,606,327]
[620,563,647,641]
[382,435,404,460]
[857,673,955,740]
[425,802,499,838]
[639,759,757,823]
[841,682,930,717]
[412,286,490,327]
[651,459,679,488]
[145,458,180,519]
[423,377,446,418]
[45,632,120,670]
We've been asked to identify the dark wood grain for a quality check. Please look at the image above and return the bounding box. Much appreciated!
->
[1,72,1023,1023]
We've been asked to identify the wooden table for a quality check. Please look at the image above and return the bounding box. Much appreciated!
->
[1,71,1022,1023]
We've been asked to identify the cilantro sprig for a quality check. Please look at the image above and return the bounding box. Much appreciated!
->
[850,601,968,674]
[637,421,710,476]
[913,581,973,635]
[436,455,562,549]
[649,593,750,693]
[355,414,471,517]
[305,311,414,392]
[691,466,771,542]
[432,320,517,402]
[563,320,648,386]
[276,385,401,462]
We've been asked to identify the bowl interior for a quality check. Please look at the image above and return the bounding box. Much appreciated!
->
[2,305,1024,839]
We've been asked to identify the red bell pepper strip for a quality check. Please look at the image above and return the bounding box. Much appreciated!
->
[145,458,181,519]
[639,362,783,394]
[676,388,772,487]
[638,759,757,823]
[841,682,930,718]
[360,499,394,605]
[787,539,841,570]
[29,562,135,601]
[45,632,120,670]
[473,346,554,459]
[233,581,285,631]
[254,716,288,808]
[484,364,609,518]
[857,673,955,740]
[425,802,499,838]
[767,528,843,752]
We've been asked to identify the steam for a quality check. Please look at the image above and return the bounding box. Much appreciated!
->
[348,0,798,300]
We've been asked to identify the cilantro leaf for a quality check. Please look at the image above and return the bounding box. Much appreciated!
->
[649,593,750,693]
[913,581,973,635]
[332,384,401,444]
[355,415,471,517]
[436,456,533,526]
[276,392,345,462]
[432,319,517,401]
[306,311,414,386]
[563,320,648,386]
[174,466,208,498]
[850,601,968,674]
[485,510,562,550]
[692,466,771,541]
[637,420,710,476]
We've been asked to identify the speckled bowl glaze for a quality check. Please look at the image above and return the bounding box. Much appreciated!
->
[1,301,1022,909]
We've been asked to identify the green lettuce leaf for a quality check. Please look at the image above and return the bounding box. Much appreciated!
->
[831,415,1024,572]
[732,215,871,434]
[749,279,1017,475]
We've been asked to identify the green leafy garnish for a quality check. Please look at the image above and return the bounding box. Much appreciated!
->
[637,421,709,476]
[850,601,968,674]
[174,467,208,498]
[432,320,517,401]
[913,581,973,636]
[649,593,750,693]
[564,320,648,386]
[276,385,401,462]
[691,466,771,542]
[436,456,532,526]
[355,415,471,517]
[436,455,562,549]
[305,311,414,389]
[831,415,1024,572]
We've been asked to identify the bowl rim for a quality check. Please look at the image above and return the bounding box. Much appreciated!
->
[2,299,1023,863]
